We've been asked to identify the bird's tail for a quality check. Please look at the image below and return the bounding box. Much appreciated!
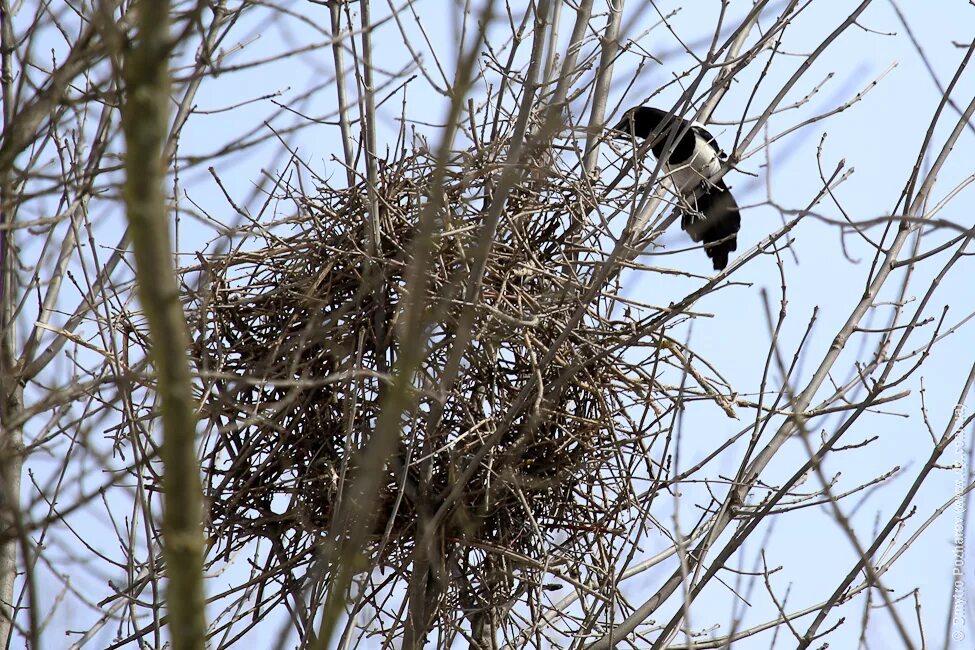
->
[680,178,741,271]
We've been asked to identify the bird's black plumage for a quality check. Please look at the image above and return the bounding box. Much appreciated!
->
[611,106,741,271]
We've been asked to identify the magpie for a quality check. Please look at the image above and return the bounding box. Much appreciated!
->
[611,106,740,271]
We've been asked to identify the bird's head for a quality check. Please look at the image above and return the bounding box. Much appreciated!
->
[610,106,672,140]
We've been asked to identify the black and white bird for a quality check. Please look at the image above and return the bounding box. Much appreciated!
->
[612,106,740,271]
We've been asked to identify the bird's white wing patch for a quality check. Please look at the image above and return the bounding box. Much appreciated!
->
[665,133,721,195]
[691,134,722,177]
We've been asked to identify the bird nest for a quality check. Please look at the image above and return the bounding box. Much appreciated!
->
[175,136,685,627]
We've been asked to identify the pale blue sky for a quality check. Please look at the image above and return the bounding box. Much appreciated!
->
[158,1,975,647]
[18,1,975,647]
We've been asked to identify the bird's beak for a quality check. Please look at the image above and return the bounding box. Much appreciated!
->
[609,121,631,140]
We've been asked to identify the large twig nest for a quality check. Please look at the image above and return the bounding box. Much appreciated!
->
[177,137,688,624]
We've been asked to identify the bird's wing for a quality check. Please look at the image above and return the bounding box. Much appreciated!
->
[691,125,728,161]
